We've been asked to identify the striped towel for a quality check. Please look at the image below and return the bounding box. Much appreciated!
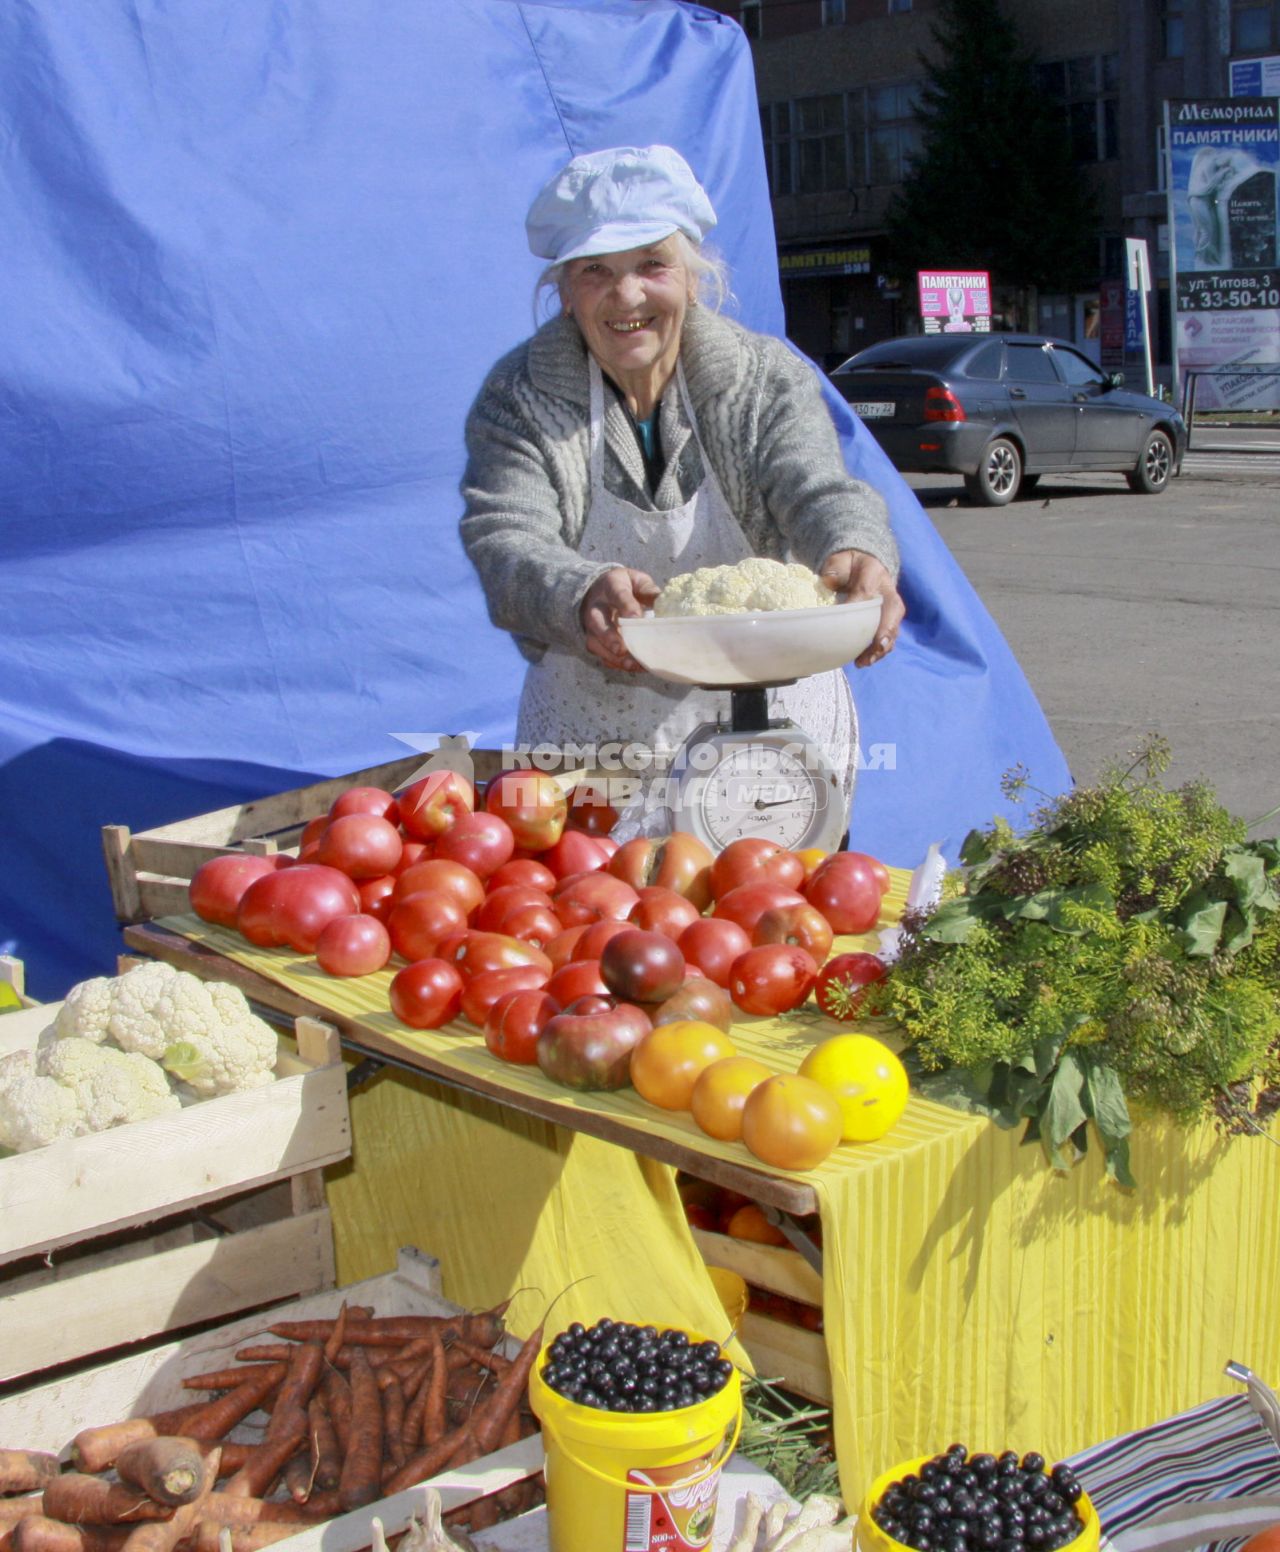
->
[1068,1386,1280,1552]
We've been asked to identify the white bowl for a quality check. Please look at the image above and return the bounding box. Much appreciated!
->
[618,598,882,687]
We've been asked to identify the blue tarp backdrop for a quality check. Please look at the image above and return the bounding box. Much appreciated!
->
[1,0,1070,1000]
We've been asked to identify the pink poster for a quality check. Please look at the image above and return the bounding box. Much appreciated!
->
[917,270,992,333]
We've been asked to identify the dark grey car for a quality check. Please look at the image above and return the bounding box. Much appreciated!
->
[830,333,1187,505]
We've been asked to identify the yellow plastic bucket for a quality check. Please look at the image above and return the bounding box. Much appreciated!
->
[528,1329,743,1552]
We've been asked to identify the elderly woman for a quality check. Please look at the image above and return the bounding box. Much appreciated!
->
[459,145,903,821]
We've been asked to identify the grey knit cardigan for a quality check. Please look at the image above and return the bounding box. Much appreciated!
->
[459,305,898,664]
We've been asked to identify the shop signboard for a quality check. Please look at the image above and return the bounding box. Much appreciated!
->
[1165,97,1280,410]
[1231,56,1280,100]
[780,246,871,279]
[916,270,991,333]
[1099,278,1125,369]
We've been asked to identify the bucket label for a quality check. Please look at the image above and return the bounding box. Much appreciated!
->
[622,1456,721,1551]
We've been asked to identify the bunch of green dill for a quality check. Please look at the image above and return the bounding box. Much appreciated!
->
[866,737,1280,1184]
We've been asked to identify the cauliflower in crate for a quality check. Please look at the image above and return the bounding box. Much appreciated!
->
[654,557,834,618]
[0,963,283,1153]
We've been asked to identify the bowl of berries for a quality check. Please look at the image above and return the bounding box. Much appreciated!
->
[858,1447,1099,1552]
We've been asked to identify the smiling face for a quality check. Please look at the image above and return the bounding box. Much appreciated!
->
[560,237,695,417]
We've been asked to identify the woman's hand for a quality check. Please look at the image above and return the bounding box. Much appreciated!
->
[580,567,661,673]
[819,550,906,668]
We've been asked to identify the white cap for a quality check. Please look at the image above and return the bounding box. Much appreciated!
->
[526,145,717,265]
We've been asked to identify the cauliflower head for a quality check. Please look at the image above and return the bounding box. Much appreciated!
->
[0,1047,85,1151]
[160,981,279,1098]
[36,1032,179,1128]
[654,558,833,617]
[53,975,116,1043]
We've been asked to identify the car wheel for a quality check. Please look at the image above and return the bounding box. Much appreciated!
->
[1127,429,1173,494]
[964,437,1022,506]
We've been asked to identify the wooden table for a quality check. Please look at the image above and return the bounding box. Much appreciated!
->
[124,920,822,1219]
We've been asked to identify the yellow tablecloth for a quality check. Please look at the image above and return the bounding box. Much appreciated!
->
[163,908,1280,1507]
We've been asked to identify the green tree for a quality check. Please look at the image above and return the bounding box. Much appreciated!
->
[886,0,1099,298]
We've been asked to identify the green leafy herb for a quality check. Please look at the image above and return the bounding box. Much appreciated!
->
[867,737,1280,1182]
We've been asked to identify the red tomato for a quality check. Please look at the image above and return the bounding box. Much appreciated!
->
[709,838,806,901]
[315,913,392,977]
[575,919,634,961]
[460,964,551,1027]
[629,886,702,941]
[389,958,464,1028]
[565,785,619,836]
[386,891,468,962]
[475,884,552,935]
[651,976,735,1033]
[678,917,752,988]
[546,958,611,1006]
[484,769,569,851]
[393,858,485,917]
[729,943,818,1016]
[813,951,888,1021]
[190,854,289,929]
[753,901,834,965]
[600,930,686,1004]
[484,989,562,1064]
[356,874,397,923]
[501,901,561,949]
[398,770,475,841]
[608,835,714,910]
[299,816,329,850]
[842,850,891,895]
[542,829,613,880]
[329,785,400,825]
[441,930,553,981]
[317,814,404,880]
[545,924,589,969]
[296,841,322,864]
[713,881,807,936]
[803,856,883,935]
[393,840,433,874]
[432,811,515,880]
[236,865,362,952]
[488,859,557,894]
[552,871,640,928]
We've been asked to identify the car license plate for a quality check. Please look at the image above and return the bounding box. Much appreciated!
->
[853,401,894,419]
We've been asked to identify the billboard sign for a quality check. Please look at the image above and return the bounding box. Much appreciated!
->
[1165,98,1280,409]
[917,270,991,333]
[1231,56,1280,99]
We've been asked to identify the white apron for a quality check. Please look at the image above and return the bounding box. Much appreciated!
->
[516,355,858,825]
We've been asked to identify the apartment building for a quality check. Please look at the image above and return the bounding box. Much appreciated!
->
[703,0,1275,371]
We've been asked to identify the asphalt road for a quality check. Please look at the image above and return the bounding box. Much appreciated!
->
[904,431,1280,836]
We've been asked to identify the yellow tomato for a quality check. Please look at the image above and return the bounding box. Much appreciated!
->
[799,1033,908,1142]
[690,1054,773,1142]
[630,1020,736,1111]
[741,1074,843,1171]
[794,847,829,881]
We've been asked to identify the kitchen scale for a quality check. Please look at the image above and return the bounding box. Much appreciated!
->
[617,597,881,854]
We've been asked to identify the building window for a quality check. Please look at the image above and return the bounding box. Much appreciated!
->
[889,0,912,11]
[1038,53,1119,162]
[861,82,921,186]
[761,102,793,196]
[740,0,761,41]
[822,0,846,23]
[1160,0,1184,58]
[796,94,848,193]
[1232,0,1278,51]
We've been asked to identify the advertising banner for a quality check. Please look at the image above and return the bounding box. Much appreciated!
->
[917,269,991,333]
[1165,98,1280,409]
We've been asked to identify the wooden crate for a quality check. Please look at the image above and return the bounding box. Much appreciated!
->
[0,1248,543,1549]
[693,1227,832,1405]
[0,1002,351,1382]
[100,743,520,924]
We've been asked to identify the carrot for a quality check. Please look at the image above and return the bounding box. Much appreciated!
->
[267,1344,323,1434]
[270,1308,508,1348]
[0,1457,58,1497]
[184,1367,286,1443]
[377,1373,406,1472]
[117,1450,218,1552]
[72,1417,200,1477]
[422,1330,448,1447]
[380,1429,471,1496]
[319,1370,351,1459]
[181,1365,282,1392]
[113,1441,205,1511]
[454,1341,512,1376]
[0,1505,43,1527]
[41,1477,172,1526]
[336,1348,382,1512]
[279,1457,312,1507]
[200,1496,317,1527]
[468,1320,543,1457]
[222,1415,306,1501]
[305,1397,341,1492]
[322,1303,349,1369]
[374,1340,433,1385]
[12,1518,130,1552]
[204,1446,250,1480]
